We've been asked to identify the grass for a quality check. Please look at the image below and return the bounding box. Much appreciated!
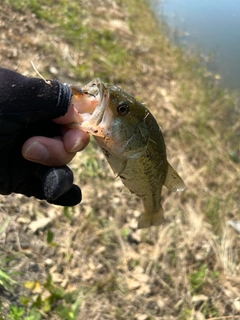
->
[1,0,240,319]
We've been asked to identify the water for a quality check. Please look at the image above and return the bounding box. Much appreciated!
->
[152,0,240,90]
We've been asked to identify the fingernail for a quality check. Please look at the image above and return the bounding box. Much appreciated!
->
[69,138,84,153]
[23,141,49,161]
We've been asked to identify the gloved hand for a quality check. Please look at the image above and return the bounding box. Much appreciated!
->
[0,118,83,206]
[0,68,85,206]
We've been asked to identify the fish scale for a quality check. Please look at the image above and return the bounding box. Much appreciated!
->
[70,79,185,228]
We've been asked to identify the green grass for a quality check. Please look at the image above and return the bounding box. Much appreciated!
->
[1,0,240,318]
[1,275,85,320]
[4,0,132,82]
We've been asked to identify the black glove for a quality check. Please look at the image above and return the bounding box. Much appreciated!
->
[0,68,81,206]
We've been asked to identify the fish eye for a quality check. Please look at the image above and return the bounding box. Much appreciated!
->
[117,102,130,116]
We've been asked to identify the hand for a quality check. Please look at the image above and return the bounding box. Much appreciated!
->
[22,102,90,166]
[0,95,89,207]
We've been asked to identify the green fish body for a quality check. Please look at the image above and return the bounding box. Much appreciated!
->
[71,79,185,228]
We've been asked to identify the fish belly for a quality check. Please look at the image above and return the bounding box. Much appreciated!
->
[97,136,167,229]
[114,155,166,229]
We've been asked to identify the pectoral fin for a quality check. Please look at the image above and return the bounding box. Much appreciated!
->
[138,205,164,229]
[164,163,185,192]
[121,186,132,195]
[114,160,127,178]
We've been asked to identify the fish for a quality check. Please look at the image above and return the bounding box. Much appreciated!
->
[70,79,185,228]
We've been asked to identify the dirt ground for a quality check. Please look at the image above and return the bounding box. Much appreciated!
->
[1,1,240,319]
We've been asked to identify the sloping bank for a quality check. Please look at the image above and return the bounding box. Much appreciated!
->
[1,0,240,319]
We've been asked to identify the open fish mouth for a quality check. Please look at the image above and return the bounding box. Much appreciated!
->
[70,79,110,137]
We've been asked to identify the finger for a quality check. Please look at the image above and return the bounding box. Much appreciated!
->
[53,104,83,124]
[49,185,82,206]
[22,136,76,166]
[62,128,90,153]
[18,164,82,206]
[42,166,73,201]
[40,166,82,205]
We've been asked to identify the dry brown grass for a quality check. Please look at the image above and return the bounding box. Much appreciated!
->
[1,0,240,319]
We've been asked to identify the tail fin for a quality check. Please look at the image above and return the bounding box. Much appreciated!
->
[137,205,164,229]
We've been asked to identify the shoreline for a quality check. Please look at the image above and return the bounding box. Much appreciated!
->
[150,0,240,92]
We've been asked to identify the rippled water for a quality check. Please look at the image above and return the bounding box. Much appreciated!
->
[152,0,240,90]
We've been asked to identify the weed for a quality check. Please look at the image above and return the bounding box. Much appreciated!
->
[179,308,193,320]
[127,258,140,271]
[0,219,17,291]
[1,0,240,319]
[94,274,119,295]
[0,217,11,235]
[167,247,178,266]
[63,206,75,223]
[189,264,207,294]
[8,306,25,320]
[121,227,131,239]
[0,268,17,290]
[205,197,222,234]
[22,274,84,319]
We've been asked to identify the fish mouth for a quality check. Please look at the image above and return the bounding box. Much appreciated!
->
[72,78,109,137]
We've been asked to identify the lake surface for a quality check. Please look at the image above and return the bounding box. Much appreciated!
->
[151,0,240,90]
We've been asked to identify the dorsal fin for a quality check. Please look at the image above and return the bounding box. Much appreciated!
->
[164,163,185,192]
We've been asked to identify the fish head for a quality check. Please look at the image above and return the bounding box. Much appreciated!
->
[80,79,151,160]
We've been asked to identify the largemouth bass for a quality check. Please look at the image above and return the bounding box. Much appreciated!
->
[70,79,185,228]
